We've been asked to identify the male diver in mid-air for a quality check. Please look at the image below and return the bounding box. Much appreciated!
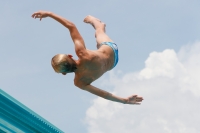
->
[32,10,143,104]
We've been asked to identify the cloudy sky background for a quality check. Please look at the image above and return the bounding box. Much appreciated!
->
[1,0,200,133]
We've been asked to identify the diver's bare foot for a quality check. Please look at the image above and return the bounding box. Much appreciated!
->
[83,15,105,30]
[84,15,101,23]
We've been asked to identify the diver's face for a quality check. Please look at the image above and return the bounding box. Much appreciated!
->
[59,55,76,75]
[59,64,70,74]
[52,66,67,75]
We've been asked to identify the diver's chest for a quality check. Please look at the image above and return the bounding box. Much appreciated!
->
[79,70,103,84]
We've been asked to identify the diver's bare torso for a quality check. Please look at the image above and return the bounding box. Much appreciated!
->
[74,45,114,86]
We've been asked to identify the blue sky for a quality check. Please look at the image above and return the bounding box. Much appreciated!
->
[1,1,200,133]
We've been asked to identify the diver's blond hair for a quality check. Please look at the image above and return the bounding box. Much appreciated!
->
[51,54,68,72]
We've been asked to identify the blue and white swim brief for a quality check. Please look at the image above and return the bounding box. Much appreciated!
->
[100,42,119,69]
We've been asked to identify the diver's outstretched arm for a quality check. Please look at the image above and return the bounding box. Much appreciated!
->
[78,84,143,104]
[32,11,87,57]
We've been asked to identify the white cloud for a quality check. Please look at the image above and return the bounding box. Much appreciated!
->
[85,42,200,133]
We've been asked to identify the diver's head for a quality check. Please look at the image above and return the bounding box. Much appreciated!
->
[51,54,77,75]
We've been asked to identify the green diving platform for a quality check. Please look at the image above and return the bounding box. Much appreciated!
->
[0,89,64,133]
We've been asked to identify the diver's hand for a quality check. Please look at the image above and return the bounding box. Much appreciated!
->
[32,11,51,21]
[125,95,143,105]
